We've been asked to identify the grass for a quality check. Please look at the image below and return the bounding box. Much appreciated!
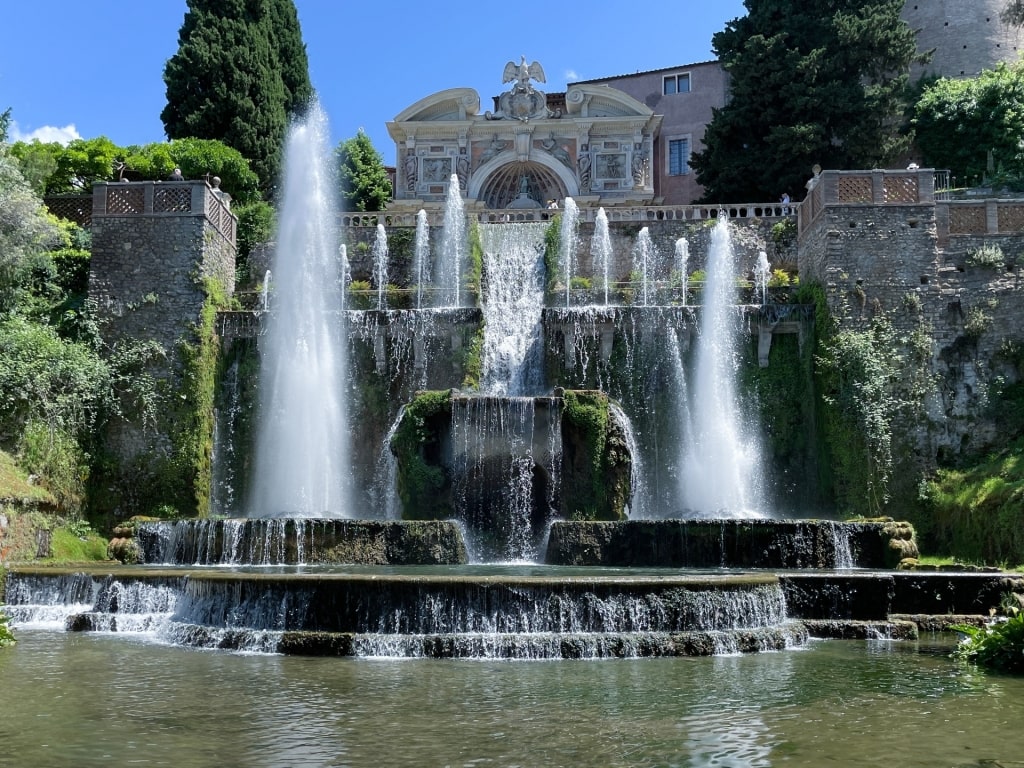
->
[0,449,56,508]
[921,436,1024,566]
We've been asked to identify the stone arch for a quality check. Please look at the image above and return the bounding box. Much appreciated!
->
[469,151,580,208]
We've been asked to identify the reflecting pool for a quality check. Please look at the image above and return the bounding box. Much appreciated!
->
[1,631,1022,767]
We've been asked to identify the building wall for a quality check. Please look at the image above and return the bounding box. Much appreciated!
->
[580,61,730,205]
[902,0,1022,78]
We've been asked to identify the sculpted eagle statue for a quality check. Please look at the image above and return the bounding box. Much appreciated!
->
[503,56,546,89]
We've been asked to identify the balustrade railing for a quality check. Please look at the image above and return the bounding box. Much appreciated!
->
[91,181,236,243]
[340,203,795,228]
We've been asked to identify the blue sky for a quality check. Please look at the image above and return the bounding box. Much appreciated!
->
[1,0,747,165]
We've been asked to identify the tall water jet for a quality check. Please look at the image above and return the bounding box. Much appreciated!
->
[675,237,689,306]
[372,223,389,311]
[436,174,466,307]
[558,197,579,307]
[591,207,612,305]
[249,103,352,518]
[754,250,771,306]
[632,227,655,307]
[679,218,766,517]
[261,270,272,312]
[413,209,430,309]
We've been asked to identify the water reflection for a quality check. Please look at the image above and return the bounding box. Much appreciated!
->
[2,632,1024,767]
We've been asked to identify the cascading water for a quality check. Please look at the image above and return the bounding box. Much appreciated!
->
[436,174,465,307]
[479,222,548,396]
[632,227,656,307]
[592,207,612,305]
[679,218,766,517]
[413,209,429,309]
[249,102,352,518]
[558,197,579,307]
[372,223,389,310]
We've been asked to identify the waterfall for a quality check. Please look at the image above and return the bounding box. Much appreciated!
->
[249,102,352,518]
[450,396,559,563]
[592,208,612,305]
[372,223,389,310]
[413,209,429,309]
[436,174,465,307]
[261,270,272,311]
[679,218,766,517]
[479,222,548,396]
[559,197,579,307]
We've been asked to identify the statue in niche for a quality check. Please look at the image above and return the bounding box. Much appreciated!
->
[577,150,592,190]
[485,56,553,122]
[541,133,573,168]
[404,151,418,192]
[457,153,470,192]
[632,144,649,186]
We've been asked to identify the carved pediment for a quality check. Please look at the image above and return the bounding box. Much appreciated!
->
[393,88,481,123]
[564,84,654,118]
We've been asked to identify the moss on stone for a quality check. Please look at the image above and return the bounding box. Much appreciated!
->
[561,390,630,521]
[392,390,452,520]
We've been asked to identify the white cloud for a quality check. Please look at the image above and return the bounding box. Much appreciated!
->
[565,69,579,82]
[10,121,81,145]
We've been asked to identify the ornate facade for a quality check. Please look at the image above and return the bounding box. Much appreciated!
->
[386,58,662,213]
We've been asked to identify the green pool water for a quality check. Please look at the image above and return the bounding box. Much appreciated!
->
[1,630,1022,767]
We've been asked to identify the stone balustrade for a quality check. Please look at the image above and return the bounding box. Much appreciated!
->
[340,202,794,228]
[91,180,237,244]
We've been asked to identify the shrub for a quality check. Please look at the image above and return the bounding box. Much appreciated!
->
[952,604,1024,673]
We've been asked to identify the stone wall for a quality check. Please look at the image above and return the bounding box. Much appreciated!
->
[88,181,237,510]
[798,184,1024,471]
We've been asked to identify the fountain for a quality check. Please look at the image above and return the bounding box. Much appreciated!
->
[4,102,964,668]
[371,222,388,310]
[632,226,656,306]
[679,218,766,517]
[675,237,689,306]
[558,197,579,307]
[247,103,352,518]
[591,207,612,305]
[754,249,771,305]
[436,174,465,307]
[413,209,429,309]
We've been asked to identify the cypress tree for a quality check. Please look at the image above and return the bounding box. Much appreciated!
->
[161,0,311,194]
[691,0,924,203]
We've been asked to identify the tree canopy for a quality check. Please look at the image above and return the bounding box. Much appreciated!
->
[691,0,923,202]
[335,130,392,212]
[161,0,312,194]
[914,62,1024,187]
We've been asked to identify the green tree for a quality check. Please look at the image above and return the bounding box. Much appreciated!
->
[335,130,392,212]
[0,151,60,312]
[913,62,1024,187]
[0,107,10,143]
[267,0,313,116]
[8,140,62,196]
[691,0,923,202]
[161,0,311,194]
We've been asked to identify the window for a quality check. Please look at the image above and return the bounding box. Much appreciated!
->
[669,138,690,176]
[663,73,691,95]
